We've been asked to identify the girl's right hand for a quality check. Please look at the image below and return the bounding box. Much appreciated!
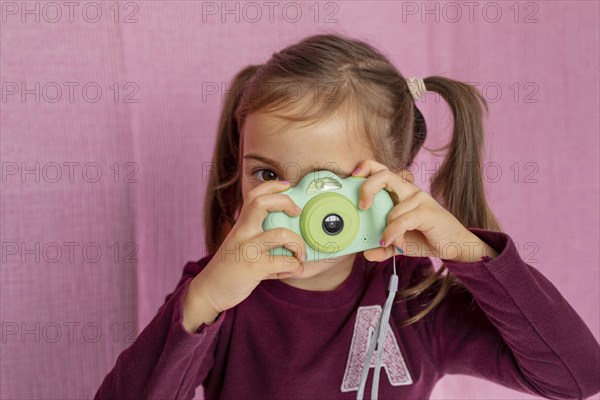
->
[184,180,306,325]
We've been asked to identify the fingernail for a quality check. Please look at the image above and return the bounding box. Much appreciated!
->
[359,200,365,210]
[396,246,404,254]
[282,180,289,185]
[379,239,386,247]
[352,167,361,176]
[295,206,302,213]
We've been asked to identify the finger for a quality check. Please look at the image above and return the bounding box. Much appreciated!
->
[351,159,388,177]
[352,159,413,181]
[254,227,307,263]
[352,159,415,184]
[380,207,430,248]
[246,179,292,205]
[357,168,421,210]
[238,231,305,280]
[239,192,302,237]
[265,266,305,280]
[386,191,426,224]
[260,255,304,280]
[351,159,420,208]
[400,169,415,184]
[363,245,396,263]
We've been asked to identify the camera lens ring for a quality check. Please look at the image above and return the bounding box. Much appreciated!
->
[299,193,359,254]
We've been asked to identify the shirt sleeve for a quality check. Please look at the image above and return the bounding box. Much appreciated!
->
[94,254,226,400]
[407,227,600,400]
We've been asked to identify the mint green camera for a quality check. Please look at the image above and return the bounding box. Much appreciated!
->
[262,170,394,262]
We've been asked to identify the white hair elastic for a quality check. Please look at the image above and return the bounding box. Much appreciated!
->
[407,77,427,101]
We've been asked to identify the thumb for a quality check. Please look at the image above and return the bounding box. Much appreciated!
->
[362,246,396,262]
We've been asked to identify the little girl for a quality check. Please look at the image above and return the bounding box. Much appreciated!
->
[95,34,600,400]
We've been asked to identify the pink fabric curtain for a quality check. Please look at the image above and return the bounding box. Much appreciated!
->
[1,1,598,399]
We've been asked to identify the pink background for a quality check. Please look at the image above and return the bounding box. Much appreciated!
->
[1,1,598,399]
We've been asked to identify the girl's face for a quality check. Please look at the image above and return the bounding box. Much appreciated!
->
[240,110,376,280]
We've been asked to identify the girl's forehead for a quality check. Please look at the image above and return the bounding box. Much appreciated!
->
[242,112,374,178]
[243,111,365,146]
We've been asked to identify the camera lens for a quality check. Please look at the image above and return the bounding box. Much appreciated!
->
[322,214,344,235]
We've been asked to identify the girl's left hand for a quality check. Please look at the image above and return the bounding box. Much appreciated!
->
[352,159,497,263]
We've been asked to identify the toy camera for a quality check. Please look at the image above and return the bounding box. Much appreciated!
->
[262,170,394,262]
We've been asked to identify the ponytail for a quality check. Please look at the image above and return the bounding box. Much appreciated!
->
[423,76,502,232]
[395,77,502,327]
[203,65,262,254]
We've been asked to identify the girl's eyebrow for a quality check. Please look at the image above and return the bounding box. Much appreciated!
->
[243,153,349,177]
[243,154,278,165]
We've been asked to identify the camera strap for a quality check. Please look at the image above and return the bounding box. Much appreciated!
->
[356,254,399,400]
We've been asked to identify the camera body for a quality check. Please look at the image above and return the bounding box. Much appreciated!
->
[262,170,394,262]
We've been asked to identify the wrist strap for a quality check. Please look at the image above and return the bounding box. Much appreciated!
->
[356,255,398,400]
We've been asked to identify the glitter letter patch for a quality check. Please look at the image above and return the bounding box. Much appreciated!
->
[340,305,413,392]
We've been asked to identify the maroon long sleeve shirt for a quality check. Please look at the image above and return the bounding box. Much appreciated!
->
[94,228,600,399]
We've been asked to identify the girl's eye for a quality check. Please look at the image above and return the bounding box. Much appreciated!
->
[254,168,279,182]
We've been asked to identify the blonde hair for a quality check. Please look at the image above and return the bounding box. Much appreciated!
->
[203,33,502,327]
